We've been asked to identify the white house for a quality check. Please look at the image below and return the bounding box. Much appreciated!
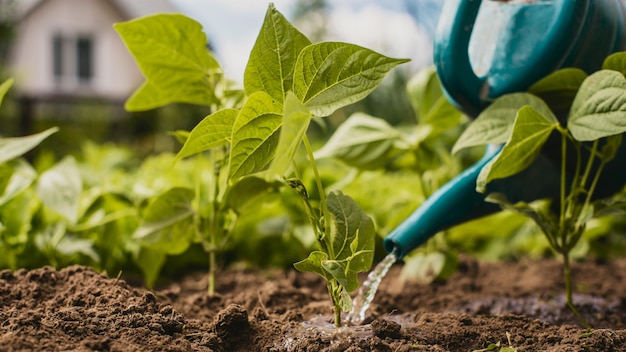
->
[7,0,178,102]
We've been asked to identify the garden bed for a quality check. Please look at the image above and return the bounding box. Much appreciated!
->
[1,257,625,351]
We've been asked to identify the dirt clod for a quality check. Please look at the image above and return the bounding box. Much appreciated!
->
[371,318,402,339]
[213,303,249,338]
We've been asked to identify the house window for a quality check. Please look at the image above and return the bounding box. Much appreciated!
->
[76,37,93,81]
[52,34,94,87]
[52,35,64,78]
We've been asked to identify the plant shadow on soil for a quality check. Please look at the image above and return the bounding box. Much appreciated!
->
[1,257,626,351]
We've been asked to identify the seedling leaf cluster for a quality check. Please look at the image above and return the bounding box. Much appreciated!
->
[454,52,626,326]
[115,3,407,323]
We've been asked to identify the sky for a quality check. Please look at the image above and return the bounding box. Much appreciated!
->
[170,0,442,82]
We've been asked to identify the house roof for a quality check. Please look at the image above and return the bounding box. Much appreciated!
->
[13,0,179,21]
[111,0,179,19]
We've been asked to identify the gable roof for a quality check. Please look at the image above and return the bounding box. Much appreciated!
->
[14,0,178,21]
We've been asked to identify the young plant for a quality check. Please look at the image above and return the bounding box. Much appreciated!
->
[312,66,472,283]
[453,52,626,327]
[115,4,407,302]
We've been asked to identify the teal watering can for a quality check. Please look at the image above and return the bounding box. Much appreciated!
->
[384,0,626,259]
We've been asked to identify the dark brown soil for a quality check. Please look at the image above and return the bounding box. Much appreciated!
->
[1,257,626,351]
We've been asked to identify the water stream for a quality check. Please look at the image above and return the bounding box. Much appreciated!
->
[345,252,398,325]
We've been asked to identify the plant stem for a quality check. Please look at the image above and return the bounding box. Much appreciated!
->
[207,149,222,296]
[555,130,591,327]
[562,251,590,328]
[559,131,567,233]
[579,140,599,192]
[329,280,342,327]
[301,136,344,327]
[302,134,332,256]
[208,249,216,296]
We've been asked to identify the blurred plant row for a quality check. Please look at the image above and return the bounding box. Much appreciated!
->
[3,61,625,288]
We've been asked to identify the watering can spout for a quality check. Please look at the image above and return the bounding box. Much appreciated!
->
[383,146,500,259]
[383,144,563,259]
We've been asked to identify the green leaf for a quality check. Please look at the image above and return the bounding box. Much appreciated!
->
[36,156,82,224]
[406,66,439,120]
[56,235,100,263]
[314,112,406,169]
[0,187,39,245]
[293,42,409,117]
[453,93,555,154]
[528,68,588,115]
[244,4,311,102]
[0,78,14,107]
[0,159,37,207]
[224,175,280,214]
[500,348,518,352]
[529,68,588,95]
[338,288,353,312]
[472,343,501,352]
[0,127,58,165]
[229,91,283,180]
[326,191,375,292]
[266,91,312,177]
[400,251,458,284]
[602,51,626,76]
[124,81,180,111]
[294,250,331,280]
[600,134,622,162]
[73,192,137,233]
[175,108,238,161]
[114,14,221,109]
[406,67,462,133]
[134,246,167,289]
[484,193,557,240]
[322,259,357,292]
[133,187,195,254]
[568,70,626,141]
[477,106,558,192]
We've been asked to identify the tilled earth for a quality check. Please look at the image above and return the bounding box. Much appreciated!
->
[1,257,626,351]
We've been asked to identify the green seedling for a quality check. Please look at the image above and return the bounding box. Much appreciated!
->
[472,332,518,352]
[115,4,407,300]
[453,52,626,327]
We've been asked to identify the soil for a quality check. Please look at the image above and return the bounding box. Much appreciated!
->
[1,257,626,351]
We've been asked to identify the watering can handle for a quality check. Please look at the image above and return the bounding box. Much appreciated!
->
[433,0,484,117]
[435,0,583,117]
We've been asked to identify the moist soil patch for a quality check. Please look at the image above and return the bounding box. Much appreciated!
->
[1,257,626,351]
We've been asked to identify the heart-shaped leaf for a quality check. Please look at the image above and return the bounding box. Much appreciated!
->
[114,14,221,109]
[453,93,555,154]
[293,42,409,117]
[568,70,626,141]
[229,91,283,180]
[265,91,312,177]
[477,106,558,192]
[244,4,311,102]
[175,108,238,161]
